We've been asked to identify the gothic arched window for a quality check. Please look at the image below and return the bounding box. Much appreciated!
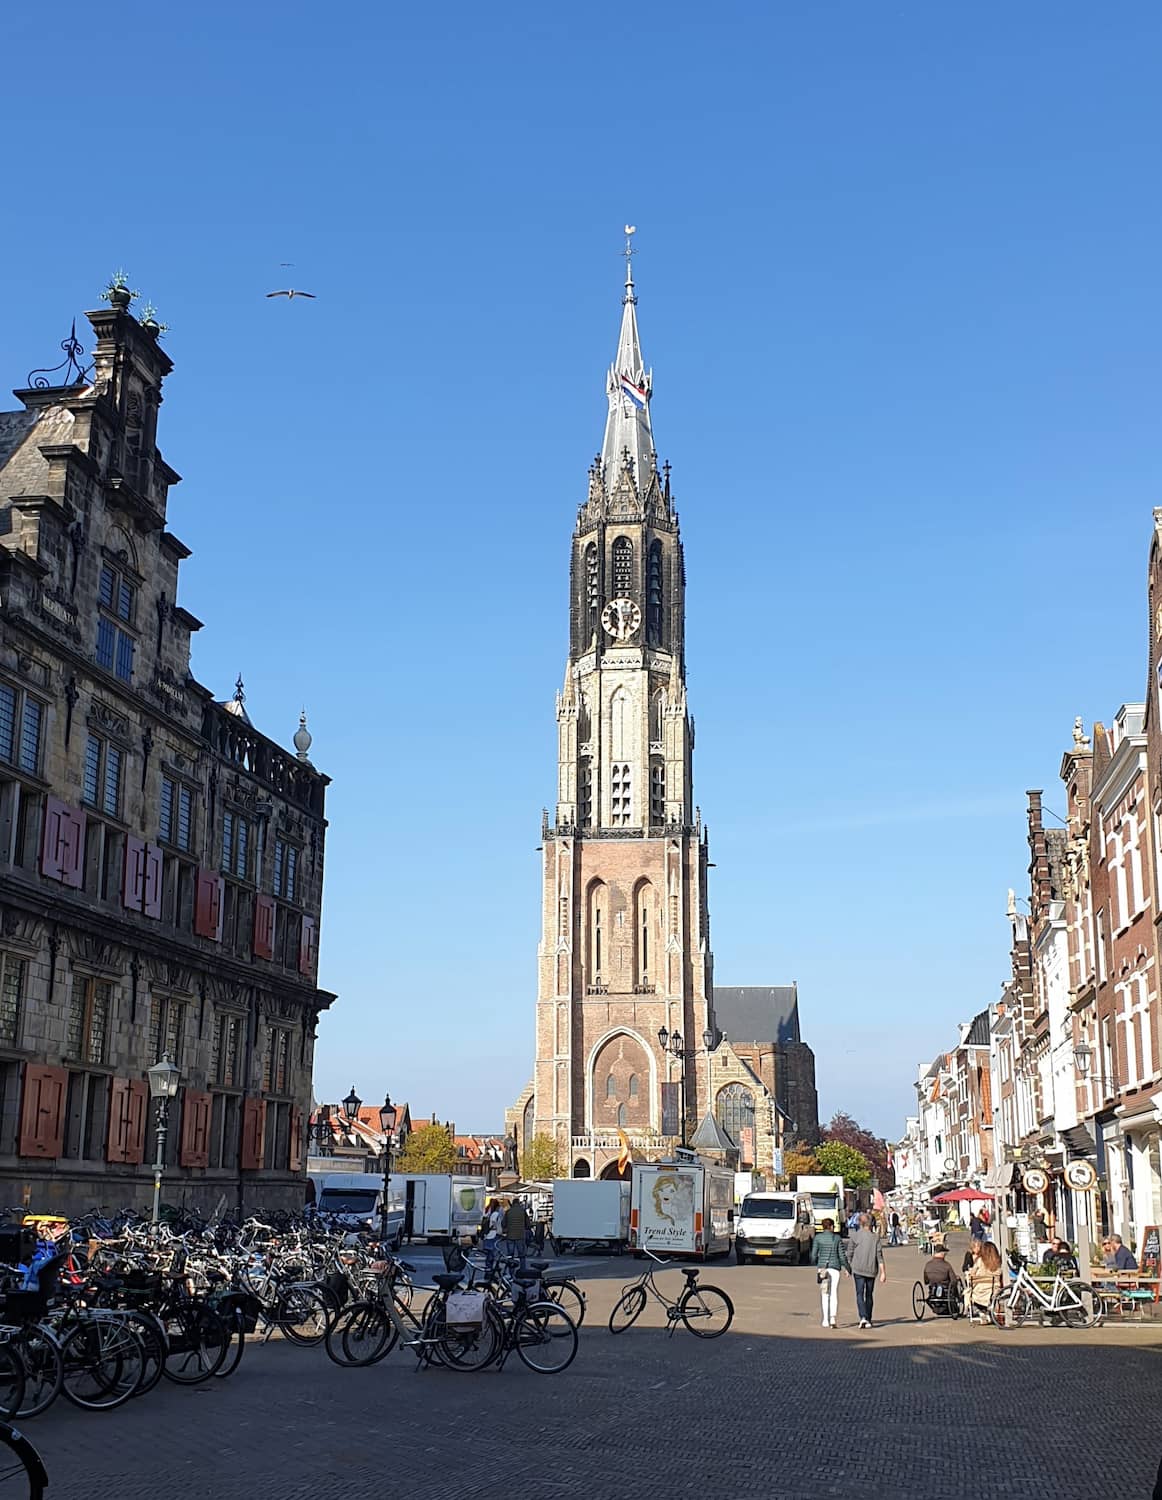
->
[611,536,633,597]
[578,759,593,829]
[647,541,663,640]
[634,881,653,986]
[716,1083,755,1147]
[650,758,665,826]
[617,1103,627,1128]
[585,544,599,636]
[588,881,607,983]
[606,1074,616,1099]
[629,1074,639,1098]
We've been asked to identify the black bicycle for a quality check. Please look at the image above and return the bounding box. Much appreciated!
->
[609,1249,733,1337]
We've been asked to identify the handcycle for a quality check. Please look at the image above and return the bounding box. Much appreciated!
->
[608,1249,733,1338]
[911,1277,964,1321]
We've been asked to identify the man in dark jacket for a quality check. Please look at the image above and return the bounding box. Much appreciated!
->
[502,1199,529,1266]
[922,1246,961,1305]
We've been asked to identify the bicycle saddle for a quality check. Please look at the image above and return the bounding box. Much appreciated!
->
[513,1272,541,1287]
[432,1273,464,1290]
[529,1260,550,1272]
[679,1267,701,1281]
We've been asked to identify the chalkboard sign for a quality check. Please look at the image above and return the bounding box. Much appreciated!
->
[1140,1224,1160,1279]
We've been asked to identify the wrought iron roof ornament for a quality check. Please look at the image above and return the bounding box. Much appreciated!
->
[26,319,93,389]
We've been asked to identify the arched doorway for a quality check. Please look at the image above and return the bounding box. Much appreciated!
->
[600,1159,631,1181]
[573,1159,591,1178]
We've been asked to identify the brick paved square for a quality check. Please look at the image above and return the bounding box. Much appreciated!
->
[22,1255,1162,1499]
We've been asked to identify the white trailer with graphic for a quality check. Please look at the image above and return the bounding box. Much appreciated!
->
[629,1158,735,1259]
[400,1175,488,1242]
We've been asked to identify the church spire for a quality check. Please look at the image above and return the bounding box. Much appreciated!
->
[600,226,656,492]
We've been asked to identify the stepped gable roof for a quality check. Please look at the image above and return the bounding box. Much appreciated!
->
[713,985,800,1046]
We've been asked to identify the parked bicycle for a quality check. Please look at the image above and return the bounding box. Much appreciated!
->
[609,1249,733,1337]
[991,1251,1102,1329]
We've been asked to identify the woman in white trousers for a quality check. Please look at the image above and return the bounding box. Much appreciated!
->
[809,1217,851,1327]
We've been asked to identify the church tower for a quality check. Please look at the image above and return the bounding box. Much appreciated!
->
[528,239,717,1179]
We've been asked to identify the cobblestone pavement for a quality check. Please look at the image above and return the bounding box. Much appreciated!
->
[22,1249,1162,1499]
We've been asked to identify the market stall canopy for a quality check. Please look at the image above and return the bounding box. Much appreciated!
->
[930,1187,992,1203]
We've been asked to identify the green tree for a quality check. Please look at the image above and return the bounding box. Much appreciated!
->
[523,1133,560,1181]
[781,1141,818,1182]
[814,1140,872,1189]
[396,1122,457,1173]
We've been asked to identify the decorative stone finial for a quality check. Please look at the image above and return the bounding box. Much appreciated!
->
[1072,716,1091,750]
[233,675,245,705]
[294,709,313,761]
[1006,888,1017,919]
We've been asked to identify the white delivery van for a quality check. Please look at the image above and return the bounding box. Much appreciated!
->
[630,1158,735,1259]
[551,1179,630,1253]
[314,1173,405,1243]
[795,1174,845,1231]
[400,1175,488,1242]
[734,1190,814,1265]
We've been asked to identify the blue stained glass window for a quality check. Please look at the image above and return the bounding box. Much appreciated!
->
[96,618,116,671]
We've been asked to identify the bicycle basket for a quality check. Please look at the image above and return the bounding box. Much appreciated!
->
[445,1291,485,1327]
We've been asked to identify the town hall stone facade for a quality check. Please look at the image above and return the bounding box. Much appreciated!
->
[0,287,334,1216]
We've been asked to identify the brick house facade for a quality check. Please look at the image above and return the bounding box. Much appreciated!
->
[0,290,334,1216]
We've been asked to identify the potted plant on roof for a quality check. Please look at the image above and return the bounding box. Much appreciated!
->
[101,269,138,312]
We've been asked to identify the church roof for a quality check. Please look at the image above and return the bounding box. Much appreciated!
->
[689,1113,738,1152]
[599,237,657,497]
[713,985,801,1047]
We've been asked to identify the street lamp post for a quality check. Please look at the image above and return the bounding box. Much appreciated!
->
[313,1103,333,1156]
[658,1027,717,1149]
[378,1093,398,1247]
[147,1053,181,1225]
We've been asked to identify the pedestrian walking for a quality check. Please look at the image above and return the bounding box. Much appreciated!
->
[888,1209,903,1246]
[502,1196,529,1267]
[810,1217,850,1328]
[483,1198,503,1271]
[847,1211,887,1328]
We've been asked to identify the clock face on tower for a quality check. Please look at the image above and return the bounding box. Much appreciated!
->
[601,598,641,641]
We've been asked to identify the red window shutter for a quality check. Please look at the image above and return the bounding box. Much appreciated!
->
[194,870,224,940]
[123,836,146,911]
[241,1097,267,1169]
[298,915,317,977]
[253,895,276,962]
[106,1078,129,1163]
[40,797,65,881]
[18,1064,67,1159]
[288,1105,303,1172]
[143,843,164,919]
[125,1080,148,1165]
[61,805,85,889]
[179,1089,211,1168]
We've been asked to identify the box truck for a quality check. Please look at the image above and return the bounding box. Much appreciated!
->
[629,1158,735,1259]
[795,1174,845,1229]
[400,1175,488,1242]
[551,1179,630,1253]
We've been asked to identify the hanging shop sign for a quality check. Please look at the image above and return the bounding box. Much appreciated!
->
[1063,1160,1097,1192]
[1021,1167,1049,1194]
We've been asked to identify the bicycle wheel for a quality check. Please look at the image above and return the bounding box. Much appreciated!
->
[60,1318,142,1409]
[679,1283,733,1338]
[1060,1282,1102,1330]
[213,1308,246,1379]
[10,1329,62,1419]
[434,1303,502,1372]
[609,1286,647,1334]
[0,1354,25,1424]
[542,1280,586,1327]
[911,1283,927,1320]
[120,1309,167,1397]
[514,1303,578,1374]
[331,1303,395,1367]
[160,1306,229,1384]
[990,1287,1030,1331]
[0,1421,46,1498]
[277,1285,332,1347]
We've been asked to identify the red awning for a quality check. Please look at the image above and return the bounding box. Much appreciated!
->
[930,1187,992,1203]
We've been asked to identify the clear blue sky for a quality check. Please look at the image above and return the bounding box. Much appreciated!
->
[3,3,1160,1139]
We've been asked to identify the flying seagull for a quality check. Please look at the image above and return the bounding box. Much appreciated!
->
[266,289,316,300]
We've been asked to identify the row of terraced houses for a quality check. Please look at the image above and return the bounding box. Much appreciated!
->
[896,510,1162,1256]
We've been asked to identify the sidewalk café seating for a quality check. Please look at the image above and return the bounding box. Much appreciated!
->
[1091,1270,1161,1321]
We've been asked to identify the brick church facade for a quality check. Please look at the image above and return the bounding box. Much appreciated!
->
[0,286,334,1215]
